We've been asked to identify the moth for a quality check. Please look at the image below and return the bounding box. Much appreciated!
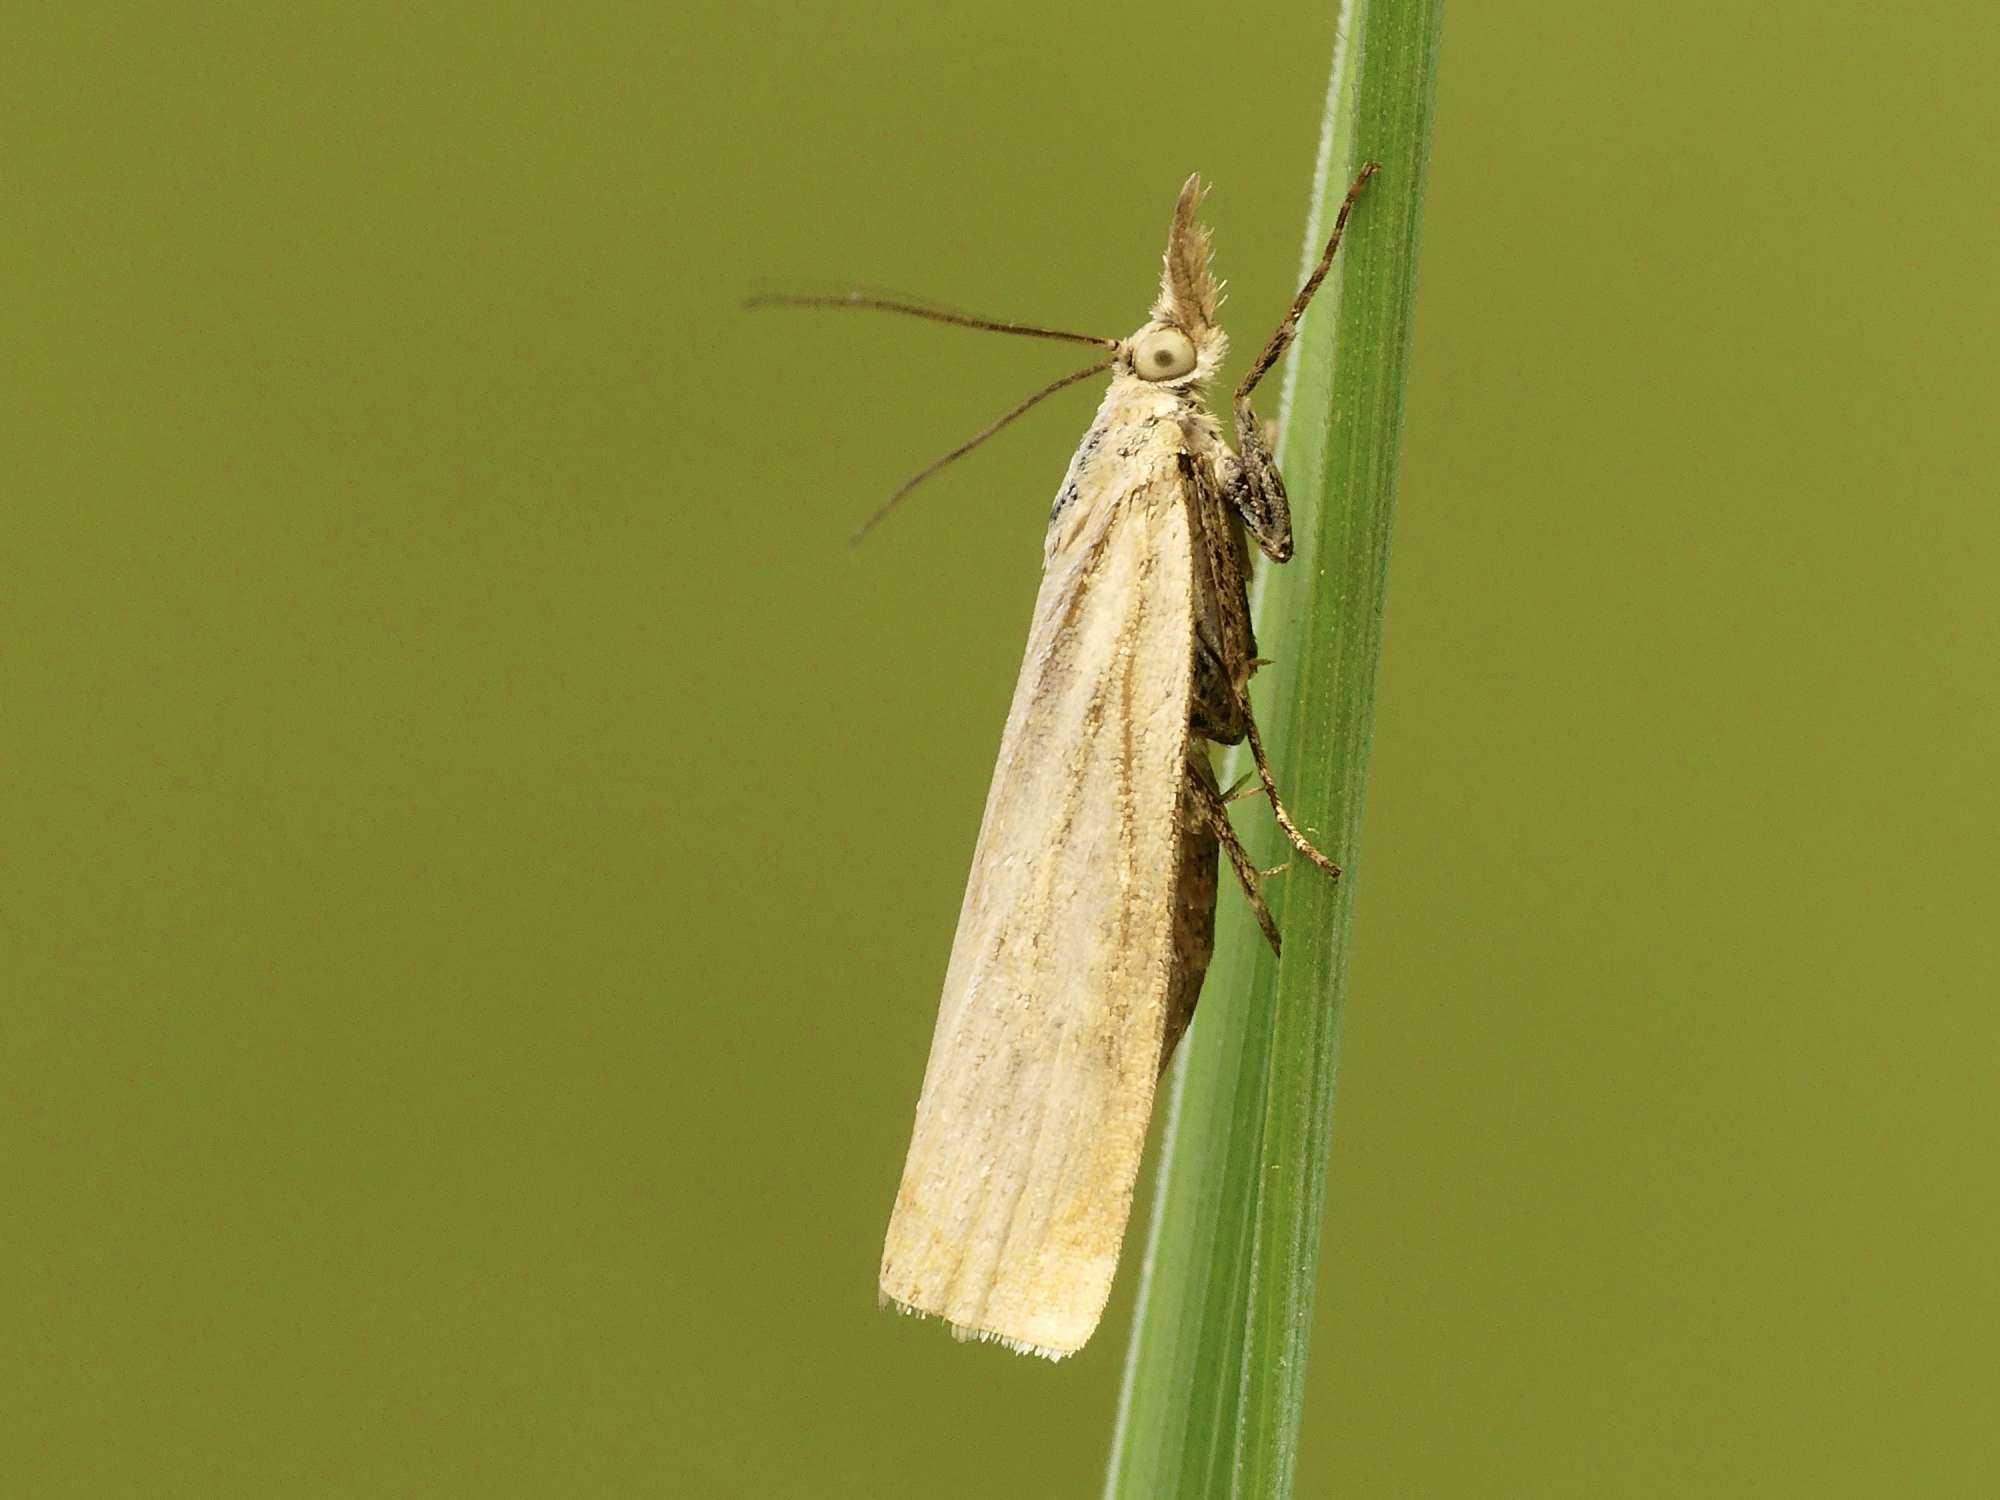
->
[762,164,1375,1359]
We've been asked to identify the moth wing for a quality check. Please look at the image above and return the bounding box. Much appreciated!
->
[880,471,1196,1360]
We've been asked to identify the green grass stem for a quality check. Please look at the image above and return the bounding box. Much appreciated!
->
[1104,8,1443,1496]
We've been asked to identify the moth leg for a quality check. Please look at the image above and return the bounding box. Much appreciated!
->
[1220,417,1293,563]
[1225,161,1380,565]
[1188,760,1283,956]
[1236,685,1343,879]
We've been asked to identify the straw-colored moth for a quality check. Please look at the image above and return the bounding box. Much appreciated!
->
[761,164,1375,1359]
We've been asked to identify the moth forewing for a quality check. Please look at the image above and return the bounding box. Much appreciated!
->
[879,458,1201,1359]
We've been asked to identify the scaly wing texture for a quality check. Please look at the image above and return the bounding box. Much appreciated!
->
[881,470,1196,1359]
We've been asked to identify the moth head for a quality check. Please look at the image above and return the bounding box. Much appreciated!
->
[1126,172,1226,383]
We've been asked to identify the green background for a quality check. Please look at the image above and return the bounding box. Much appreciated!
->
[6,3,1996,1494]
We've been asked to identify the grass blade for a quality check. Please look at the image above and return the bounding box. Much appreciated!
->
[1105,6,1444,1496]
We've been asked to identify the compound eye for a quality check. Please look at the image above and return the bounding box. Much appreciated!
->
[1131,326,1197,381]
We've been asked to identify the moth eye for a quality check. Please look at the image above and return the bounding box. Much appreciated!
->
[1131,327,1197,381]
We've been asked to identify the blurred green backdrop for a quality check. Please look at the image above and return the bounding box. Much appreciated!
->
[5,3,1996,1495]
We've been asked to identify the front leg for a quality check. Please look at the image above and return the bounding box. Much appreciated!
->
[1224,160,1379,565]
[1222,408,1294,563]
